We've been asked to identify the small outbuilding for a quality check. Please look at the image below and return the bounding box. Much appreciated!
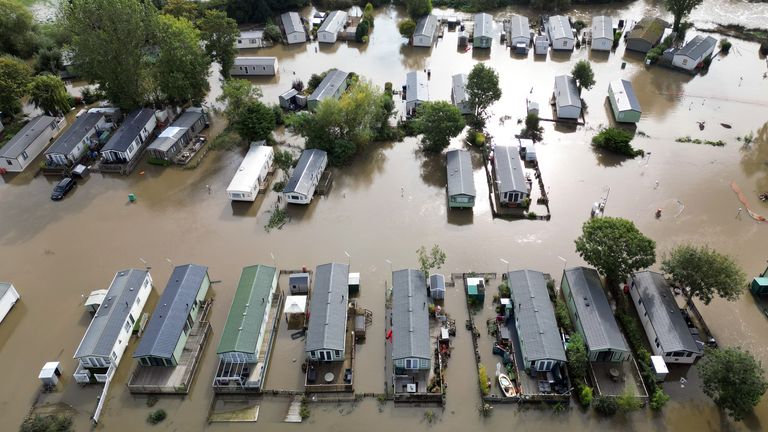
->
[450,74,472,115]
[0,116,65,172]
[413,15,438,47]
[429,274,445,300]
[591,16,613,51]
[553,75,582,120]
[534,34,549,55]
[281,12,307,44]
[466,277,485,303]
[318,10,348,43]
[626,17,668,53]
[279,88,300,110]
[289,272,310,295]
[547,15,574,51]
[230,57,278,77]
[473,13,494,48]
[84,289,108,314]
[608,79,642,123]
[0,282,20,324]
[518,138,536,162]
[39,361,62,388]
[283,295,307,326]
[446,149,476,208]
[751,276,768,296]
[672,35,717,71]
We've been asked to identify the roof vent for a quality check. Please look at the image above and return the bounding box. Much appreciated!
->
[585,302,590,307]
[242,312,247,316]
[238,327,242,331]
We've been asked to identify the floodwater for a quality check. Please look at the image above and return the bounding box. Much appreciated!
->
[3,3,768,431]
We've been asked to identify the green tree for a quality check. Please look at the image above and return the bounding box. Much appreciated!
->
[217,78,262,121]
[416,244,446,278]
[665,0,703,32]
[522,112,543,142]
[264,23,281,43]
[363,3,374,27]
[578,385,593,407]
[155,15,211,104]
[413,101,465,152]
[466,63,502,124]
[594,396,618,416]
[661,244,747,305]
[649,388,671,411]
[530,0,571,12]
[616,389,643,413]
[571,60,595,92]
[574,217,656,284]
[405,0,432,18]
[198,10,239,79]
[0,55,31,116]
[233,100,276,142]
[28,74,71,116]
[566,333,588,382]
[398,19,416,39]
[63,0,157,110]
[592,127,643,157]
[34,46,63,75]
[699,347,768,421]
[355,20,370,43]
[273,148,295,173]
[162,0,200,21]
[0,0,35,57]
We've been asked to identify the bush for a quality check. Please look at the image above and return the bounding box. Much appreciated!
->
[20,414,73,432]
[573,20,587,32]
[147,409,167,425]
[592,127,643,157]
[617,390,643,413]
[719,38,732,54]
[478,364,490,396]
[210,129,242,151]
[291,79,304,92]
[594,396,618,416]
[527,211,537,219]
[578,384,593,408]
[272,180,285,192]
[264,24,281,43]
[566,333,588,382]
[555,298,573,333]
[498,282,510,298]
[649,388,670,411]
[384,82,393,95]
[271,104,284,126]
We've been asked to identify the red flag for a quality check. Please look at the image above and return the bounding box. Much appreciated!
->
[386,329,392,342]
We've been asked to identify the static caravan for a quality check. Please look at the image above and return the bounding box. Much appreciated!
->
[281,12,306,44]
[392,269,431,373]
[672,35,717,71]
[413,15,438,47]
[591,16,613,51]
[279,88,300,110]
[628,271,703,364]
[73,269,153,383]
[308,69,349,111]
[100,108,157,166]
[451,74,472,115]
[230,57,278,77]
[626,17,668,53]
[548,15,574,51]
[446,149,476,208]
[283,149,328,204]
[608,79,642,123]
[405,71,429,116]
[561,267,630,363]
[146,108,208,164]
[493,145,529,207]
[236,30,265,49]
[0,282,20,324]
[305,263,349,362]
[226,142,274,202]
[553,75,582,120]
[44,112,107,167]
[473,13,494,48]
[318,10,348,43]
[133,265,210,367]
[509,15,530,52]
[0,116,65,172]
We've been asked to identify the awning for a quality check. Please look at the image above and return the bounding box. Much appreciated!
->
[283,295,307,315]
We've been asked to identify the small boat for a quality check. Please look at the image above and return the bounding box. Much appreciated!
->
[498,373,516,397]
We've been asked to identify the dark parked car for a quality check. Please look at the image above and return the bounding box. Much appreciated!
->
[51,177,75,200]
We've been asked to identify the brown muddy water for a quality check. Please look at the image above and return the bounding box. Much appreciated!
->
[3,3,768,431]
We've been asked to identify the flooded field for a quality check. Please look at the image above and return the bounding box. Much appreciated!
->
[3,2,768,431]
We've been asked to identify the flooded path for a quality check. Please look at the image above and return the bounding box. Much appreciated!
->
[3,3,768,431]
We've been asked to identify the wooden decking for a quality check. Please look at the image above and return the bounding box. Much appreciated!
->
[589,358,648,399]
[127,300,213,394]
[305,312,355,393]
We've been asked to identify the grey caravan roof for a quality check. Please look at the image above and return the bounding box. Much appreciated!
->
[554,75,581,109]
[0,282,13,298]
[548,15,573,41]
[308,69,349,103]
[406,71,429,104]
[318,10,348,34]
[47,112,104,156]
[451,74,467,103]
[283,149,327,196]
[592,16,612,40]
[392,269,431,361]
[610,79,641,113]
[0,116,55,159]
[74,269,148,359]
[414,15,438,39]
[429,274,445,292]
[630,271,701,354]
[102,109,155,153]
[133,265,208,360]
[446,149,475,197]
[563,267,628,353]
[147,109,204,152]
[507,270,566,363]
[281,12,303,35]
[676,35,717,60]
[474,13,493,39]
[509,15,529,41]
[493,145,527,194]
[306,263,349,352]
